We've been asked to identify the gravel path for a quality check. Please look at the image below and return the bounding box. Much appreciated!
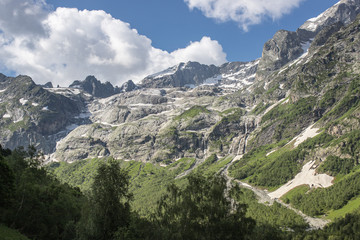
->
[221,155,330,230]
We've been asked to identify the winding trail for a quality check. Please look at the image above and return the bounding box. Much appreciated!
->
[220,154,330,230]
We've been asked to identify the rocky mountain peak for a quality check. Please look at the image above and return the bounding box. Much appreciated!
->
[140,61,220,88]
[257,0,360,77]
[299,0,360,34]
[41,82,54,88]
[119,80,137,92]
[258,30,303,73]
[69,75,120,98]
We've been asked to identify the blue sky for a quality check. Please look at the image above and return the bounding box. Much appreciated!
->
[0,0,340,86]
[46,0,339,62]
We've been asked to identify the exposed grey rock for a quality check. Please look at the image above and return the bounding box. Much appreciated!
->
[1,0,360,167]
[309,22,344,52]
[140,60,258,91]
[0,75,87,154]
[258,30,303,73]
[258,0,360,77]
[69,75,120,98]
[141,61,220,88]
[120,80,138,92]
[299,0,360,34]
[41,82,53,88]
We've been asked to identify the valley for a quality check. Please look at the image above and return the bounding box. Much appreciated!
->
[1,0,360,239]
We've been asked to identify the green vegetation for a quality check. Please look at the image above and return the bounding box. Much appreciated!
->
[154,173,255,240]
[49,157,197,215]
[340,129,360,159]
[260,96,317,141]
[48,158,103,191]
[318,155,356,176]
[77,159,132,240]
[239,188,308,231]
[1,144,261,240]
[316,130,360,177]
[0,225,30,240]
[300,209,360,239]
[0,146,84,240]
[3,143,360,239]
[229,132,334,188]
[327,196,360,221]
[219,107,244,123]
[321,78,360,122]
[287,171,360,216]
[193,154,233,176]
[251,102,271,115]
[174,105,210,121]
[281,185,310,204]
[261,97,316,125]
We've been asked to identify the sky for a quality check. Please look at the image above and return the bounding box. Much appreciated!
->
[0,0,340,86]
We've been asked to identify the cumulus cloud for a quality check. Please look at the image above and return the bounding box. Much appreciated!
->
[184,0,305,31]
[0,0,227,86]
[0,0,49,36]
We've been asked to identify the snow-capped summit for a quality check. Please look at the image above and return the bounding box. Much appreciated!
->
[300,0,360,33]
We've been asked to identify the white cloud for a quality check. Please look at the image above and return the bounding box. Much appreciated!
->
[0,0,49,36]
[0,0,227,87]
[184,0,305,31]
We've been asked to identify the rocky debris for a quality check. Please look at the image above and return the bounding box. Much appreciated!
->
[69,75,121,98]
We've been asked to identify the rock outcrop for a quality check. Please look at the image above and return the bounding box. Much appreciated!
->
[69,75,120,98]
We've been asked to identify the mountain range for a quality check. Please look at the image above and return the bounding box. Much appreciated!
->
[1,0,360,234]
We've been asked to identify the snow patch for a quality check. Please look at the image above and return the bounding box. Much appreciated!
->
[42,106,49,111]
[269,161,334,199]
[301,40,312,53]
[3,113,11,118]
[19,98,28,105]
[14,117,24,123]
[293,124,320,147]
[69,89,81,95]
[149,66,177,79]
[202,75,222,85]
[0,88,7,93]
[32,102,39,107]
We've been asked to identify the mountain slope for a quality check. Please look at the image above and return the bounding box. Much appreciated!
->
[0,0,360,230]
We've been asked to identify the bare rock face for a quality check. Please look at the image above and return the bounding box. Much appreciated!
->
[69,75,121,98]
[0,75,86,154]
[309,22,344,52]
[257,0,360,78]
[140,60,259,91]
[1,0,360,167]
[119,80,137,92]
[258,30,303,74]
[299,0,360,34]
[140,62,220,88]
